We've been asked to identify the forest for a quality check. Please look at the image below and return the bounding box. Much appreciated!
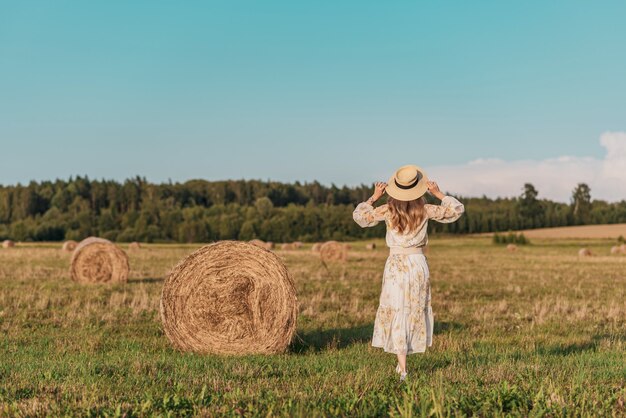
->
[0,177,625,243]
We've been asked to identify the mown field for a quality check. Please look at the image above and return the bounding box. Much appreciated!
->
[1,238,625,417]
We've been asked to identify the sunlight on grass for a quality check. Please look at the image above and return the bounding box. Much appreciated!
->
[1,238,624,416]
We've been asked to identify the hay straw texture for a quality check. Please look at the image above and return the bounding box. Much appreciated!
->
[365,243,376,250]
[160,241,297,355]
[506,244,518,252]
[578,248,592,257]
[319,241,348,262]
[311,243,322,252]
[248,239,266,249]
[62,240,77,252]
[69,237,129,284]
[2,240,15,248]
[128,242,142,250]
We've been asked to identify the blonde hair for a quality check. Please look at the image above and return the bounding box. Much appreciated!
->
[387,196,427,234]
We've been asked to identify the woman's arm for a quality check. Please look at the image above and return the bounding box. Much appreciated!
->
[424,181,465,223]
[353,182,388,228]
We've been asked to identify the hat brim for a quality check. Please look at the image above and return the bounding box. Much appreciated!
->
[386,166,429,201]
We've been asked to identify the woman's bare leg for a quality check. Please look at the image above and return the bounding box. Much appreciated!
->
[396,353,407,373]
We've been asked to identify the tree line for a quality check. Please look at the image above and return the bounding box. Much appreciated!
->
[0,177,624,243]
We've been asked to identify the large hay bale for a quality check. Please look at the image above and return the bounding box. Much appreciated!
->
[62,240,77,252]
[293,241,303,249]
[365,243,376,250]
[2,240,15,248]
[578,248,592,257]
[610,246,621,255]
[320,241,348,262]
[506,244,518,252]
[311,243,322,252]
[160,241,297,355]
[128,241,142,250]
[70,237,129,284]
[248,239,266,249]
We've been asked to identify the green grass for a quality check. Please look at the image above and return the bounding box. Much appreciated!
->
[1,238,625,417]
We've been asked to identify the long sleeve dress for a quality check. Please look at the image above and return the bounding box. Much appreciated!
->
[352,196,465,355]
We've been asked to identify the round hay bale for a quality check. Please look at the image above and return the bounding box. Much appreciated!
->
[248,239,266,249]
[160,241,297,355]
[365,243,376,250]
[620,244,626,254]
[506,244,518,252]
[280,243,296,251]
[578,248,592,257]
[293,241,303,249]
[265,241,275,250]
[70,237,129,284]
[62,240,78,252]
[320,241,348,262]
[128,241,142,250]
[311,243,322,252]
[2,240,15,248]
[610,245,621,255]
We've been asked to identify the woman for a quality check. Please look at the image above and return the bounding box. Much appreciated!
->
[352,165,464,381]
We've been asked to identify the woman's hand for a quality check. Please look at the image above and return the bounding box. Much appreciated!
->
[371,182,387,202]
[427,181,445,200]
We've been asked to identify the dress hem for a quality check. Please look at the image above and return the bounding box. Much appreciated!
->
[371,342,430,355]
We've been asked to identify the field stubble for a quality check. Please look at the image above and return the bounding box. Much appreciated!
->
[0,239,625,416]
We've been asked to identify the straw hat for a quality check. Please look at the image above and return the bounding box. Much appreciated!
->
[385,165,429,201]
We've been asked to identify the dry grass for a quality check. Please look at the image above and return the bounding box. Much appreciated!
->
[0,237,624,415]
[493,223,626,239]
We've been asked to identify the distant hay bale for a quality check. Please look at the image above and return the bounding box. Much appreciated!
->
[293,241,303,249]
[506,244,518,252]
[248,239,266,249]
[610,246,621,255]
[578,248,593,257]
[62,240,77,252]
[128,242,142,250]
[280,243,296,251]
[69,237,129,284]
[320,241,348,263]
[2,240,15,248]
[621,244,626,254]
[159,241,297,355]
[265,241,275,250]
[311,243,322,252]
[365,243,376,250]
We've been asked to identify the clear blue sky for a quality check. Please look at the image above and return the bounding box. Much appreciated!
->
[1,1,625,195]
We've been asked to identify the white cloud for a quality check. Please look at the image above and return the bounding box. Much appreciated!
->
[426,132,626,202]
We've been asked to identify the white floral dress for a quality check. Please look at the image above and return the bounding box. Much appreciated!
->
[352,196,465,355]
